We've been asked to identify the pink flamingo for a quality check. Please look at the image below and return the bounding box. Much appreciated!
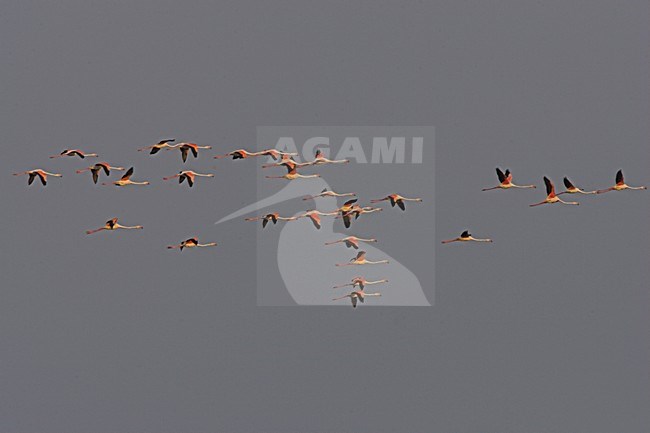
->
[294,209,338,229]
[50,149,98,159]
[303,188,356,200]
[137,138,180,154]
[332,290,381,308]
[441,230,492,244]
[370,194,422,211]
[86,218,143,234]
[162,170,214,188]
[13,169,62,186]
[325,236,377,249]
[558,177,597,195]
[76,162,125,184]
[596,170,647,194]
[333,277,388,290]
[167,237,217,251]
[529,177,579,207]
[482,168,536,191]
[335,251,389,267]
[245,213,298,228]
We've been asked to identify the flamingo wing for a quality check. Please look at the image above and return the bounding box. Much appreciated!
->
[342,213,351,228]
[543,176,554,197]
[616,169,624,185]
[121,167,134,181]
[309,213,321,229]
[99,163,110,176]
[563,177,575,189]
[36,171,47,185]
[496,167,506,183]
[346,239,359,249]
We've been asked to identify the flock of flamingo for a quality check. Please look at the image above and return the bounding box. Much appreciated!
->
[435,167,646,244]
[436,167,646,244]
[14,140,646,308]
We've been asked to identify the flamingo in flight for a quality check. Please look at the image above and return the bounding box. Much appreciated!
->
[305,149,349,166]
[76,162,125,184]
[596,170,647,194]
[102,167,149,187]
[325,236,377,249]
[214,149,256,160]
[336,199,359,228]
[167,237,217,251]
[333,277,388,290]
[335,250,389,267]
[174,142,212,163]
[303,188,356,200]
[86,217,143,234]
[294,209,338,229]
[245,213,298,228]
[332,290,381,308]
[348,205,382,219]
[558,177,597,195]
[337,199,358,212]
[258,149,299,160]
[262,157,311,169]
[370,194,422,211]
[13,169,62,186]
[529,177,579,207]
[214,177,432,306]
[482,168,536,191]
[50,149,98,159]
[137,138,179,154]
[163,170,214,187]
[441,230,492,244]
[338,205,382,228]
[214,149,276,160]
[265,163,320,180]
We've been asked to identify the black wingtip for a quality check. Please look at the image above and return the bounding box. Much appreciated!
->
[616,169,624,184]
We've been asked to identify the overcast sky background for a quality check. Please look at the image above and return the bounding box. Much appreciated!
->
[1,1,648,432]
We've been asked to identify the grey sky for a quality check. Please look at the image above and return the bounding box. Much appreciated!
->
[1,1,648,432]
